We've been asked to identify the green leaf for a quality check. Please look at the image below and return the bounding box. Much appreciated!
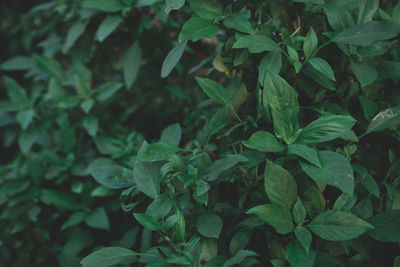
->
[81,247,138,267]
[242,131,285,152]
[161,40,187,78]
[82,0,125,12]
[165,0,185,14]
[133,141,161,198]
[332,21,400,46]
[83,116,99,136]
[359,96,378,121]
[138,142,181,162]
[1,56,35,71]
[33,54,64,81]
[88,158,132,189]
[0,180,30,196]
[258,52,282,84]
[303,28,318,59]
[187,0,223,21]
[351,62,377,87]
[302,66,336,90]
[365,105,400,134]
[233,34,280,53]
[178,17,218,42]
[222,250,259,267]
[205,154,248,181]
[223,11,254,34]
[307,210,374,241]
[288,144,321,167]
[263,71,299,143]
[3,76,29,109]
[74,63,92,97]
[133,213,161,231]
[61,212,87,231]
[323,3,354,32]
[196,212,223,238]
[135,0,163,7]
[247,204,294,234]
[357,0,379,23]
[63,20,88,53]
[160,123,182,146]
[294,227,312,254]
[295,115,356,144]
[85,207,110,230]
[352,164,380,198]
[41,189,82,211]
[146,194,174,219]
[195,77,232,107]
[264,160,297,208]
[123,41,141,89]
[95,82,123,101]
[293,197,307,225]
[18,127,40,153]
[284,241,316,267]
[229,231,251,256]
[300,151,355,196]
[96,15,122,42]
[308,58,335,81]
[366,210,400,242]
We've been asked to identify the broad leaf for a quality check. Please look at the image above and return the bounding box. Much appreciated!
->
[223,11,254,34]
[300,151,355,196]
[233,34,280,53]
[88,158,132,189]
[294,227,312,254]
[308,58,335,81]
[138,142,181,162]
[307,210,374,241]
[365,105,400,134]
[242,131,285,152]
[82,0,125,12]
[179,17,218,42]
[187,0,223,21]
[80,247,138,267]
[247,204,294,234]
[41,189,82,211]
[222,250,259,267]
[285,241,316,267]
[85,207,110,230]
[165,0,185,14]
[63,21,87,53]
[357,0,379,23]
[133,213,161,231]
[160,123,182,146]
[366,210,400,242]
[258,52,282,84]
[205,154,248,181]
[351,62,377,87]
[288,144,321,167]
[303,28,318,59]
[197,212,223,238]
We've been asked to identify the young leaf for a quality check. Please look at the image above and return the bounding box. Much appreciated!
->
[80,247,138,267]
[196,212,223,238]
[96,15,122,42]
[242,131,285,152]
[332,21,400,46]
[306,210,374,241]
[133,213,161,231]
[295,115,356,144]
[161,40,187,78]
[288,144,321,167]
[247,204,294,234]
[195,77,232,107]
[308,58,336,81]
[303,28,318,59]
[232,34,280,53]
[138,142,181,162]
[300,151,355,196]
[365,105,400,134]
[123,41,141,89]
[264,160,297,208]
[187,0,223,21]
[178,17,218,42]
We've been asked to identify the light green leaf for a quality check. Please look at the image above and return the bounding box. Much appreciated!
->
[178,17,218,42]
[303,28,318,59]
[242,131,285,152]
[295,115,356,144]
[165,0,185,14]
[81,247,138,267]
[195,77,232,107]
[357,0,379,23]
[161,40,187,78]
[123,41,141,89]
[96,15,122,42]
[332,21,400,46]
[366,210,400,242]
[351,62,377,87]
[247,204,294,234]
[264,160,297,208]
[138,142,181,162]
[133,213,161,231]
[366,105,400,134]
[85,207,110,230]
[133,141,161,199]
[187,0,223,21]
[288,144,321,167]
[63,21,88,53]
[82,0,125,12]
[300,151,355,196]
[88,158,132,189]
[308,58,335,81]
[196,212,223,238]
[233,34,280,53]
[307,210,374,241]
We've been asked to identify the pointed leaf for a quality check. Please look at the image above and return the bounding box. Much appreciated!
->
[242,131,285,152]
[233,34,280,53]
[195,77,232,107]
[80,247,138,267]
[247,204,294,234]
[161,40,187,78]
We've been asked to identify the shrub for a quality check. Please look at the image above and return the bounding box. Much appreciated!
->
[1,0,400,266]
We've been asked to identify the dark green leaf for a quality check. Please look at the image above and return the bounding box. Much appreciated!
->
[288,144,321,167]
[96,15,122,42]
[284,241,316,267]
[161,40,187,78]
[294,227,312,254]
[195,77,232,106]
[258,52,282,83]
[33,54,64,81]
[80,247,138,267]
[303,28,318,59]
[187,0,223,21]
[223,11,254,34]
[308,58,336,81]
[83,116,99,136]
[242,131,285,152]
[160,123,182,146]
[165,0,185,14]
[323,3,354,32]
[366,210,400,242]
[233,34,280,53]
[222,250,259,267]
[82,0,124,12]
[357,0,379,23]
[88,158,132,189]
[247,204,294,234]
[133,213,161,231]
[123,41,141,89]
[197,212,223,238]
[179,17,218,42]
[206,154,248,181]
[351,62,377,87]
[293,197,307,225]
[365,105,400,134]
[85,207,110,230]
[63,21,87,53]
[41,189,82,211]
[138,142,181,162]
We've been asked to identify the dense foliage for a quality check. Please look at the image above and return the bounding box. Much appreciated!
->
[1,0,400,266]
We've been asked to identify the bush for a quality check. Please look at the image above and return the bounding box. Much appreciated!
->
[1,0,400,266]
